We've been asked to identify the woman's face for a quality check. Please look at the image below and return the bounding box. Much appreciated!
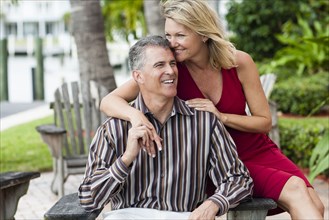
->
[165,18,204,62]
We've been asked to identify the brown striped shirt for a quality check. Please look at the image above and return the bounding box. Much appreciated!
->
[79,94,253,216]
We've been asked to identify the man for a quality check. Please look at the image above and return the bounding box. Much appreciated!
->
[79,35,253,219]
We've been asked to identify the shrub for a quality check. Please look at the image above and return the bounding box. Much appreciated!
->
[271,72,329,115]
[308,132,329,183]
[279,117,329,169]
[259,15,329,77]
[225,0,305,61]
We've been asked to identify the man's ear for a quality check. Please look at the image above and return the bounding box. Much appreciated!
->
[132,70,144,84]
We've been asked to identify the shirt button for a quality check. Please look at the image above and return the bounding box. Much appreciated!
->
[161,174,165,178]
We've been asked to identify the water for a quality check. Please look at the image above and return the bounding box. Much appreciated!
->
[6,55,129,103]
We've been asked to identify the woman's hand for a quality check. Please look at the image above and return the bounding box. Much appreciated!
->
[130,110,162,157]
[186,98,218,114]
[186,98,227,122]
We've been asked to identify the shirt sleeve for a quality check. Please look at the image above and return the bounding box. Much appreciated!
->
[207,119,254,216]
[78,123,130,212]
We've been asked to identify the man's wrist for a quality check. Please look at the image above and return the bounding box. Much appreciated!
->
[121,153,134,167]
[206,200,220,214]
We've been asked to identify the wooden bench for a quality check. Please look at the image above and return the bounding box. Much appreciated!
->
[44,193,277,220]
[36,80,108,197]
[0,171,40,219]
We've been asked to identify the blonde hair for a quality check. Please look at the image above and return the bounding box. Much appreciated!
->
[161,0,236,69]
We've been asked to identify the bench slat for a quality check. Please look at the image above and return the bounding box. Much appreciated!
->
[55,89,70,155]
[81,81,92,147]
[72,82,85,154]
[62,83,77,156]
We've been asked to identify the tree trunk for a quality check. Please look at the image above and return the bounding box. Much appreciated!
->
[70,0,116,92]
[143,0,164,36]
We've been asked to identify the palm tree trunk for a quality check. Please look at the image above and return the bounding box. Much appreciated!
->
[143,0,164,36]
[70,0,116,92]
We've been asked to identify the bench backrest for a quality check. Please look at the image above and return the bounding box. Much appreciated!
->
[260,73,277,99]
[245,73,277,115]
[53,81,108,157]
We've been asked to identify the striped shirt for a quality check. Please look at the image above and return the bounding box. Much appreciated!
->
[79,94,253,216]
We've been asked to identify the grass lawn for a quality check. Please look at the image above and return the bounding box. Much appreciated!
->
[0,116,53,172]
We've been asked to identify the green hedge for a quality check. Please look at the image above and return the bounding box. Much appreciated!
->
[279,117,329,170]
[271,73,329,116]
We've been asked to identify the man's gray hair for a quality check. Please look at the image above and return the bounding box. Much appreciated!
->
[129,35,172,71]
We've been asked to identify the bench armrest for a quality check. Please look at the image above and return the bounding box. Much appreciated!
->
[44,193,102,220]
[36,124,66,135]
[230,198,277,211]
[35,124,66,159]
[227,198,277,220]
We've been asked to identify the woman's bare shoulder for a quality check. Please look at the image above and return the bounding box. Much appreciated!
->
[235,50,255,68]
[235,50,259,81]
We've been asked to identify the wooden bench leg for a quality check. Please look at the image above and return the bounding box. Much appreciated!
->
[36,126,65,197]
[51,158,58,195]
[0,182,30,220]
[50,157,64,197]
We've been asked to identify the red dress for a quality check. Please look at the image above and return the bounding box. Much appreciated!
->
[176,63,311,215]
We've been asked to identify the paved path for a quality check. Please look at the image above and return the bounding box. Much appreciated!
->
[0,102,52,131]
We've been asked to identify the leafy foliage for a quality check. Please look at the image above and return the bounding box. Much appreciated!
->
[260,16,329,76]
[308,132,329,183]
[279,117,329,170]
[271,72,329,115]
[102,0,146,42]
[225,0,304,61]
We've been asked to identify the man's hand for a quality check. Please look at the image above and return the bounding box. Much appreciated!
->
[121,125,152,166]
[188,200,219,220]
[130,110,163,157]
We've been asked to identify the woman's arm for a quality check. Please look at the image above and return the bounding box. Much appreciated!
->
[187,51,272,133]
[232,50,272,133]
[100,79,139,121]
[100,79,162,154]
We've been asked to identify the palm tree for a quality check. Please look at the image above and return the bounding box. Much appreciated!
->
[143,0,164,36]
[70,0,116,92]
[103,0,146,42]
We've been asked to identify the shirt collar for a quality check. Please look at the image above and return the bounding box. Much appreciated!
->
[133,93,194,117]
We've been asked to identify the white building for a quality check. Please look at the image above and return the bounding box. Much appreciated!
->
[0,0,71,55]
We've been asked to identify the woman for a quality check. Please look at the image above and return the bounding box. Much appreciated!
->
[100,0,324,218]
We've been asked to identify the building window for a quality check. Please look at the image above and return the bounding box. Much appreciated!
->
[23,22,39,37]
[46,22,55,35]
[5,23,18,36]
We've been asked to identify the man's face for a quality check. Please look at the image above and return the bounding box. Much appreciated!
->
[136,46,178,99]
